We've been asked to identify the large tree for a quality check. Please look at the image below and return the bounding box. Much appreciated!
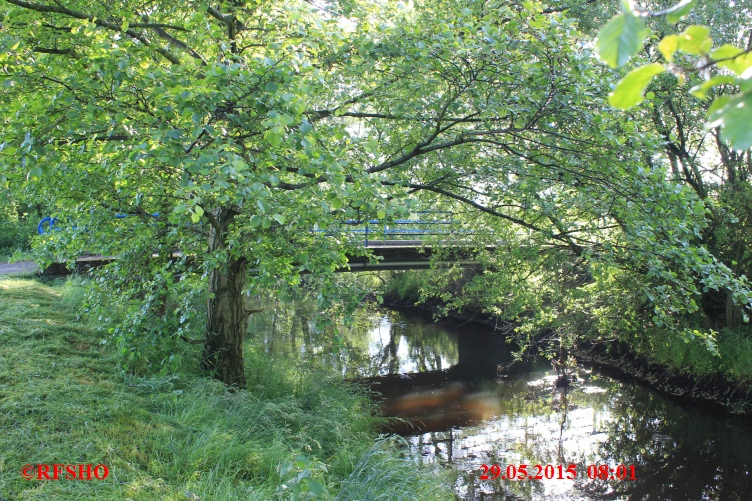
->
[2,0,749,386]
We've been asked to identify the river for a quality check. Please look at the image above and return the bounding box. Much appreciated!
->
[247,297,752,500]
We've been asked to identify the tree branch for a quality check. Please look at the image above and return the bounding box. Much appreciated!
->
[5,0,182,64]
[405,181,543,233]
[366,136,470,174]
[140,14,206,64]
[68,134,131,144]
[206,5,233,24]
[202,206,222,233]
[130,22,189,32]
[33,47,78,57]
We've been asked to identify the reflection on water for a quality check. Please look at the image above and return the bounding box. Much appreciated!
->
[408,371,752,501]
[248,297,460,377]
[248,297,752,501]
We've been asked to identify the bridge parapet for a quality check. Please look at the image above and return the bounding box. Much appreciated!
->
[321,212,476,247]
[36,211,494,274]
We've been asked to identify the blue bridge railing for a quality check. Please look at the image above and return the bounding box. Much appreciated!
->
[38,213,161,235]
[39,211,468,247]
[37,216,60,235]
[325,212,472,246]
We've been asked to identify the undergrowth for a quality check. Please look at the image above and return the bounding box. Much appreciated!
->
[383,270,752,395]
[0,213,38,263]
[0,277,454,501]
[633,327,752,385]
[383,271,423,305]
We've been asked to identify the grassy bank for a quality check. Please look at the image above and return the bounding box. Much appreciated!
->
[0,277,453,501]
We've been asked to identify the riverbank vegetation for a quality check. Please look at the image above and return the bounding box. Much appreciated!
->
[1,0,748,391]
[383,267,752,411]
[0,277,453,501]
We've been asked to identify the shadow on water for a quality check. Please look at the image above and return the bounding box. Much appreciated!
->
[248,297,752,501]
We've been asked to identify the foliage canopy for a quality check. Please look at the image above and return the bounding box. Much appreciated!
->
[1,0,750,384]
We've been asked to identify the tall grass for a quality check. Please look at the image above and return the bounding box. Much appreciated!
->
[0,277,454,500]
[336,436,453,501]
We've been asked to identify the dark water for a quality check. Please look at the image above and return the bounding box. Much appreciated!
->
[248,300,752,501]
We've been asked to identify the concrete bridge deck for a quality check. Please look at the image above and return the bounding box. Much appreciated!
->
[3,241,491,276]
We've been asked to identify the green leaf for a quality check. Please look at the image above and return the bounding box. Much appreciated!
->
[658,35,679,63]
[689,76,736,99]
[27,167,43,180]
[665,0,696,24]
[257,199,269,213]
[741,76,752,93]
[677,25,712,55]
[596,13,647,68]
[713,45,752,76]
[272,213,285,225]
[305,480,327,496]
[609,63,665,109]
[712,44,744,61]
[266,130,282,147]
[249,215,262,228]
[707,95,730,116]
[377,209,386,219]
[299,120,313,135]
[708,92,752,151]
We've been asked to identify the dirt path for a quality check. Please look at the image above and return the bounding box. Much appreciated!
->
[0,261,39,275]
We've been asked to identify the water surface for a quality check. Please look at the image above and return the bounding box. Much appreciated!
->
[248,299,752,500]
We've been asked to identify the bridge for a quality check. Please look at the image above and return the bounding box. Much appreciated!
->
[37,214,491,274]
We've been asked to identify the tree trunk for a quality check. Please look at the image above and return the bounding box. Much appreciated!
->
[201,209,249,388]
[725,238,744,329]
[725,290,741,329]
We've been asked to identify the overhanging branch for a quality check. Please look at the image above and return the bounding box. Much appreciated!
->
[5,0,182,65]
[33,47,78,57]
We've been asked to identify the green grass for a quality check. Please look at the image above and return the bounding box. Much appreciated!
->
[0,249,36,264]
[0,278,454,501]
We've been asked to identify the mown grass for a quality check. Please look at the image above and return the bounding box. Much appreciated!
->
[0,277,454,501]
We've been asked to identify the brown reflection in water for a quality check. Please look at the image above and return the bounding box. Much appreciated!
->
[388,384,501,436]
[356,326,543,438]
[362,370,505,437]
